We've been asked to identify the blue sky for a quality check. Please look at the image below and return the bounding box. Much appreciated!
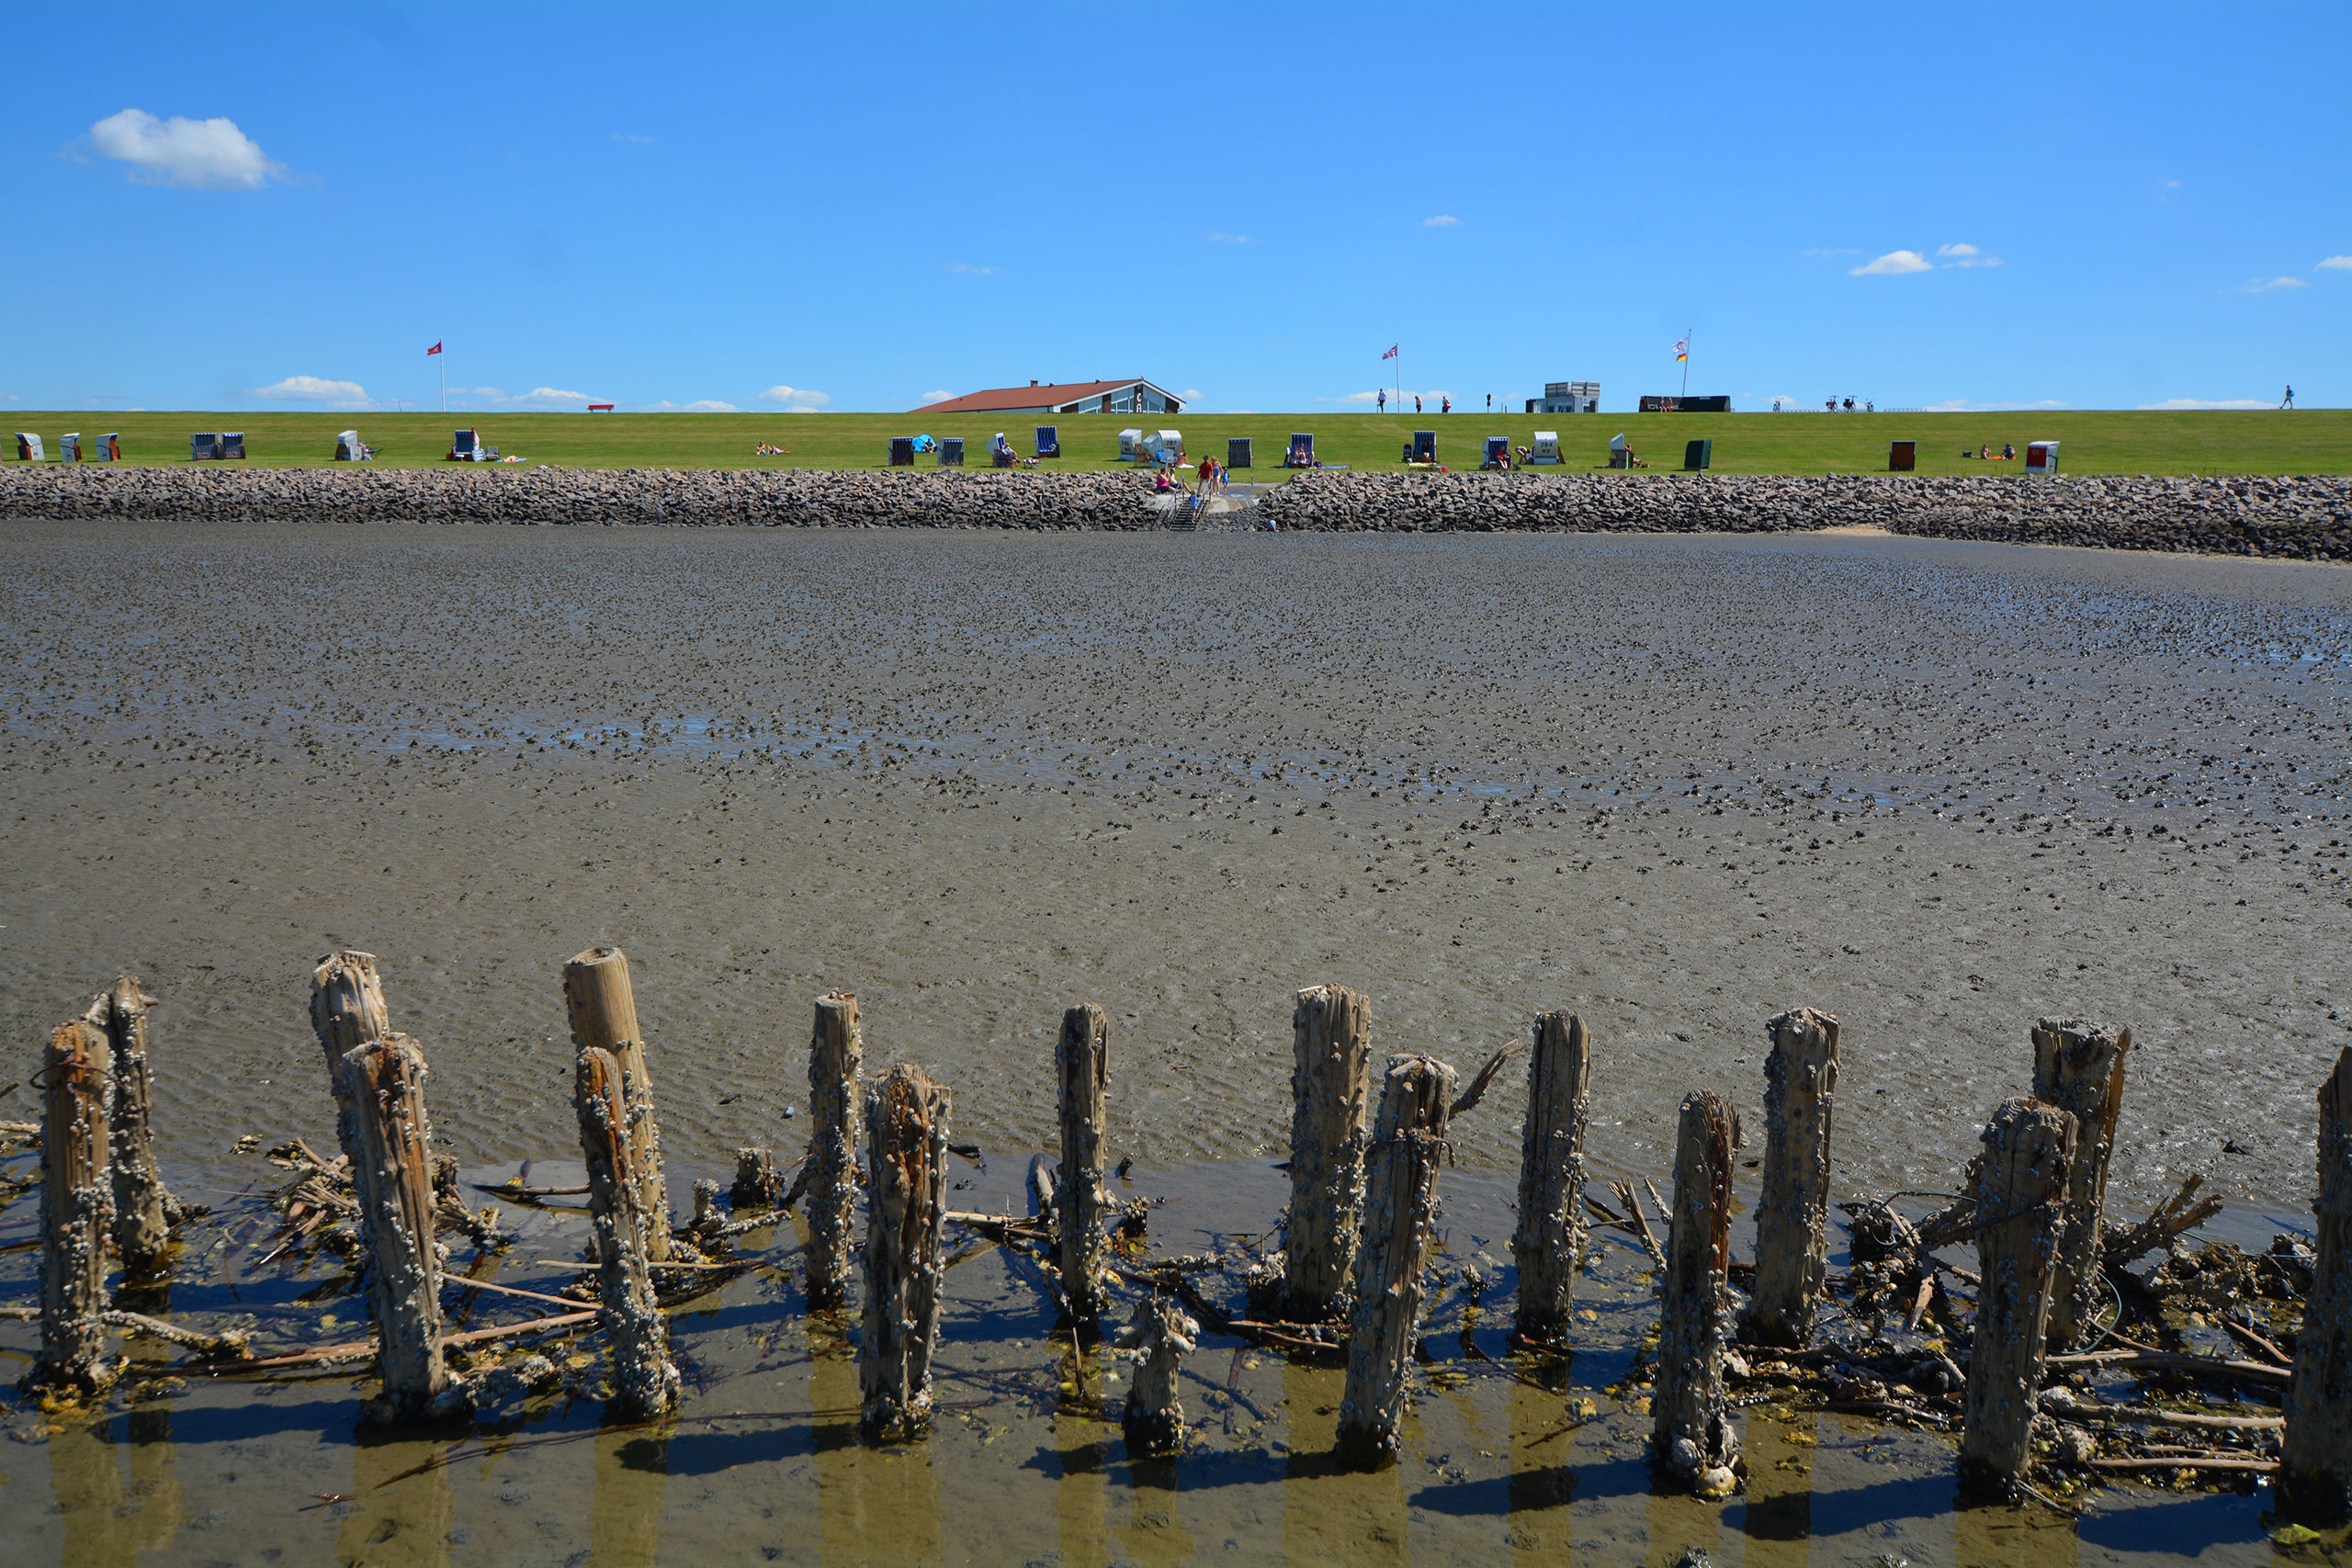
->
[5,2,2346,415]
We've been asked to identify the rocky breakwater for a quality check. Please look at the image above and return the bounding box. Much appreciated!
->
[1254,470,2352,559]
[0,464,1170,530]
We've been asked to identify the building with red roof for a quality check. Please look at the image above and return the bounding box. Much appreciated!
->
[911,378,1182,417]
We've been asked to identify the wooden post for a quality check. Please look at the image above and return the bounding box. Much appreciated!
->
[1119,1295,1198,1456]
[573,1045,680,1418]
[731,1147,786,1211]
[1510,1010,1593,1345]
[335,1033,450,1418]
[1284,984,1373,1321]
[28,1018,117,1394]
[1338,1052,1456,1464]
[806,990,863,1307]
[311,949,390,1158]
[1746,1007,1839,1348]
[1654,1091,1742,1495]
[859,1063,951,1440]
[2030,1018,2130,1351]
[1057,1003,1112,1325]
[1958,1096,2077,1492]
[93,976,183,1273]
[564,946,673,1260]
[2284,1048,2352,1519]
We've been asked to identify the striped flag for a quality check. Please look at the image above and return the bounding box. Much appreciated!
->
[1673,339,1688,362]
[1382,344,1398,359]
[426,341,442,355]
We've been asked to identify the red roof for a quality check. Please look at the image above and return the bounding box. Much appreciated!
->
[910,379,1164,415]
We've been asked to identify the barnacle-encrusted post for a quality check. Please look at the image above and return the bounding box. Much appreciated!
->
[1958,1095,2077,1491]
[1745,1007,1839,1347]
[859,1064,951,1440]
[1284,984,1373,1321]
[565,946,673,1260]
[338,1033,451,1419]
[2030,1017,2130,1350]
[1057,1003,1112,1325]
[805,991,865,1304]
[28,1017,117,1394]
[1337,1052,1455,1464]
[1510,1010,1593,1345]
[2284,1048,2352,1519]
[1655,1090,1742,1496]
[574,1044,679,1418]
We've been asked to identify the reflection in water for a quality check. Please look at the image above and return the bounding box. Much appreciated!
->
[1506,1361,1576,1560]
[1116,1453,1197,1568]
[1282,1358,1408,1566]
[51,1415,136,1568]
[810,1329,942,1567]
[338,1421,453,1568]
[1051,1404,1111,1568]
[1737,1414,1814,1568]
[1643,1465,1725,1568]
[592,1417,671,1568]
[1954,1488,2081,1568]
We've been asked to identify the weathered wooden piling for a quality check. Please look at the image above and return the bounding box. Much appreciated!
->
[1119,1295,1199,1456]
[28,1018,117,1394]
[564,946,673,1261]
[805,990,864,1307]
[1958,1095,2077,1492]
[335,1033,450,1418]
[1510,1010,1593,1345]
[2030,1018,2131,1351]
[310,949,390,1156]
[1654,1090,1742,1495]
[1338,1052,1456,1465]
[730,1147,788,1211]
[1056,1002,1112,1325]
[2284,1048,2352,1519]
[860,1064,951,1440]
[1284,984,1374,1321]
[573,1045,680,1418]
[1746,1007,1840,1348]
[93,976,184,1273]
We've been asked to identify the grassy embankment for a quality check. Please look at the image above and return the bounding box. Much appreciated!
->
[6,409,2346,477]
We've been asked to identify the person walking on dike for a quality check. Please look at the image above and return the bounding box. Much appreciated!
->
[2282,384,2296,409]
[1377,389,1386,413]
[1414,394,1422,413]
[1441,395,1451,414]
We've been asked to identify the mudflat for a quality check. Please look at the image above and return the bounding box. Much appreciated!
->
[3,519,2345,1213]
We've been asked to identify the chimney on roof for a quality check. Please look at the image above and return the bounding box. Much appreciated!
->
[1030,379,1038,387]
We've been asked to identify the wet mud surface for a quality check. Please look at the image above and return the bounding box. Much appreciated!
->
[0,520,2346,1563]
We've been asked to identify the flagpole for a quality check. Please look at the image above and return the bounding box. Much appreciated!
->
[1680,327,1691,400]
[439,345,447,415]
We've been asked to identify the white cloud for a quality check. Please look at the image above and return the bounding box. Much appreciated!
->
[1921,398,2071,412]
[948,262,996,276]
[87,108,281,188]
[1321,389,1450,404]
[2238,276,2307,292]
[1178,389,1202,403]
[917,389,954,405]
[1204,231,1251,244]
[2137,397,2271,411]
[1936,242,2004,268]
[1422,215,1459,227]
[755,385,831,411]
[1762,393,1803,409]
[448,386,597,409]
[249,374,369,407]
[637,399,739,412]
[1852,250,1933,276]
[2317,256,2352,271]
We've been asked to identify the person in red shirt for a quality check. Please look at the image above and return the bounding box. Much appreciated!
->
[1197,453,1216,494]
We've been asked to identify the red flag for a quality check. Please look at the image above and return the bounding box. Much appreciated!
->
[1382,344,1398,359]
[425,341,442,355]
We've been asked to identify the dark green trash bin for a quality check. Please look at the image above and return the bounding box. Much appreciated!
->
[1683,438,1713,471]
[1227,436,1251,469]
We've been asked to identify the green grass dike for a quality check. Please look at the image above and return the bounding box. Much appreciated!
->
[6,408,2346,476]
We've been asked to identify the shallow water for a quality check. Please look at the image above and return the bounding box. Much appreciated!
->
[0,1145,2301,1567]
